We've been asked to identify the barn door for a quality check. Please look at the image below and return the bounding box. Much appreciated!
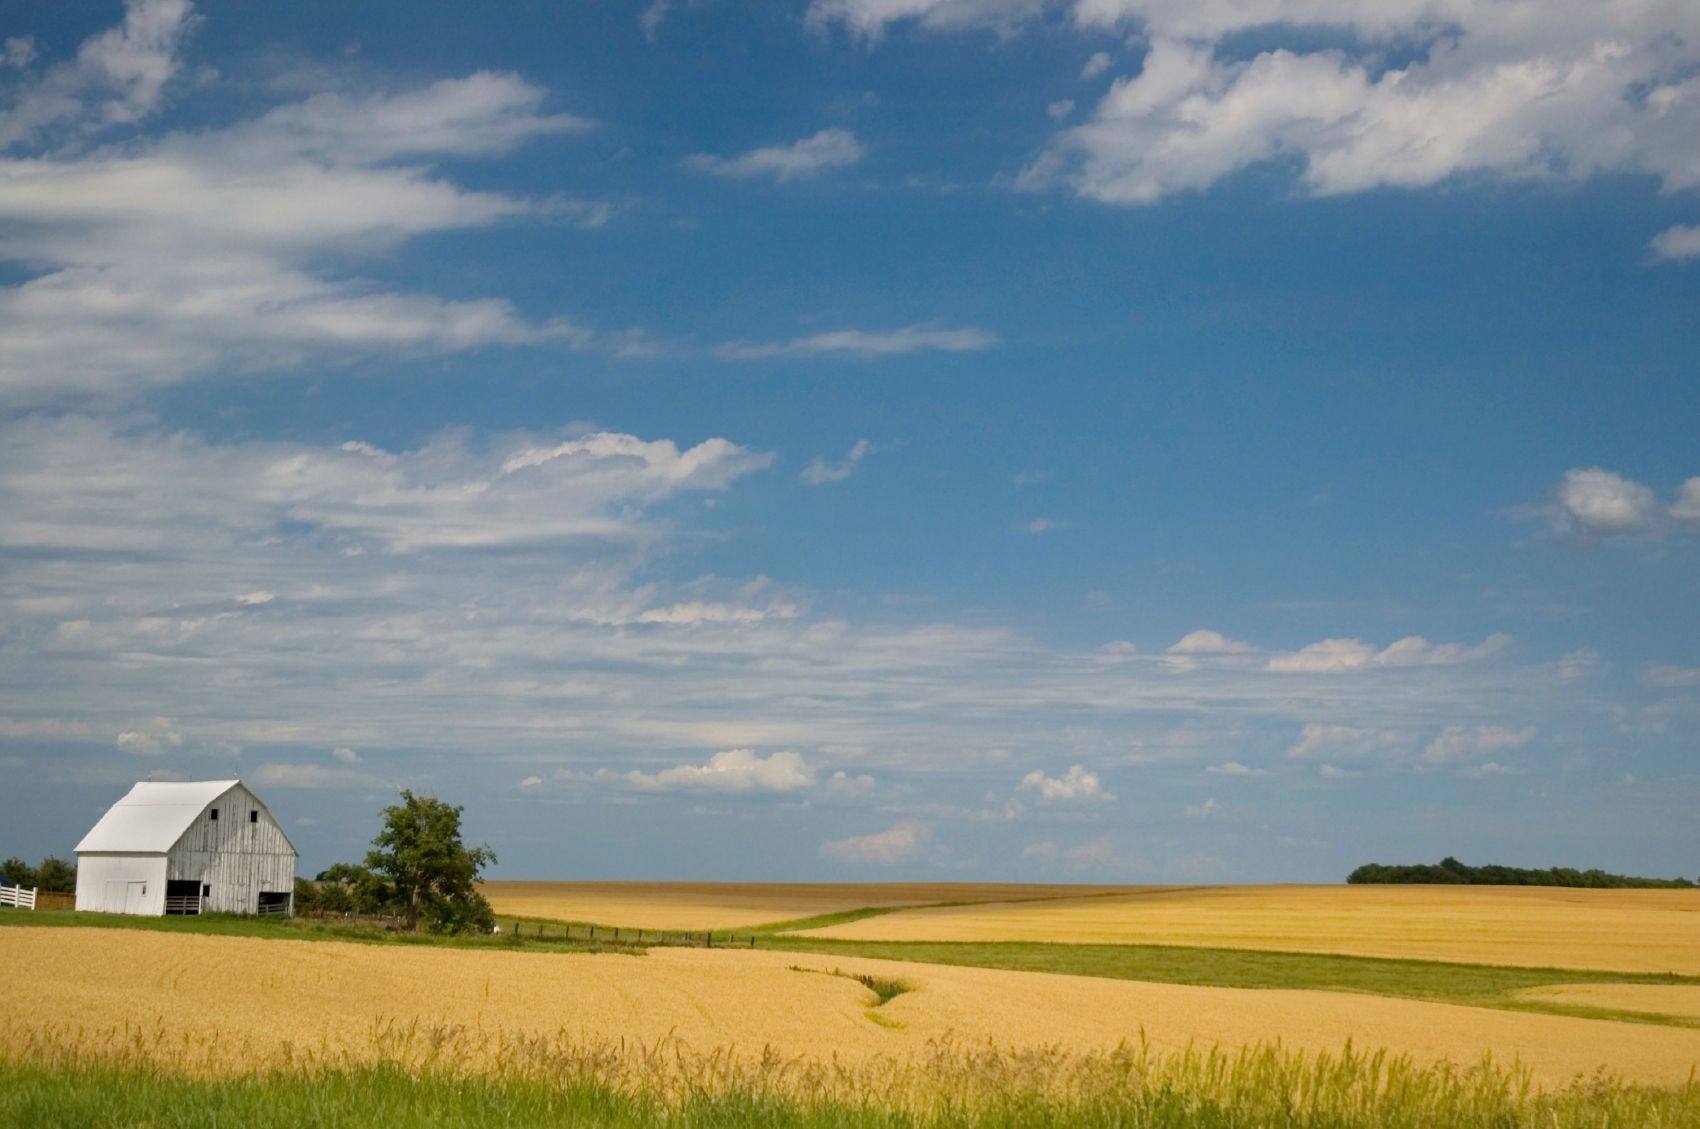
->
[124,881,146,913]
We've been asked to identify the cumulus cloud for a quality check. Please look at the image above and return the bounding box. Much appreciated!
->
[1650,225,1700,262]
[1422,725,1535,764]
[1018,763,1115,803]
[802,439,874,485]
[0,5,595,402]
[624,748,815,793]
[1164,628,1256,671]
[684,128,864,180]
[115,716,183,755]
[1268,634,1508,673]
[1184,797,1219,818]
[718,325,997,360]
[821,819,928,864]
[1552,467,1661,538]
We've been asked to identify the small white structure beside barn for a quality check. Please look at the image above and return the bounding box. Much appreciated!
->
[74,780,297,917]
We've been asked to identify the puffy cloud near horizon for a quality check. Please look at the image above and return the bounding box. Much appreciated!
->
[623,748,816,793]
[1018,764,1115,803]
[1288,723,1404,760]
[1650,225,1700,262]
[684,127,864,180]
[821,819,929,864]
[0,4,596,402]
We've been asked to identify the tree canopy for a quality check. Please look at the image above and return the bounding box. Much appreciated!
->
[362,790,496,933]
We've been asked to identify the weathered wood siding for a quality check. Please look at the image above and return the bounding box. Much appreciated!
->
[166,783,296,914]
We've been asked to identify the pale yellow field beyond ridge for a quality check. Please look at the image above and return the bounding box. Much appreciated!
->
[482,880,1131,931]
[799,884,1700,975]
[4,928,1700,1088]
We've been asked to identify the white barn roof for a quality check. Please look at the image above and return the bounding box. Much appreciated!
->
[75,780,243,853]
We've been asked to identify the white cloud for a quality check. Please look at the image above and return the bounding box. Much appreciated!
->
[1184,797,1219,818]
[1047,99,1075,120]
[519,775,544,789]
[0,0,195,148]
[1018,763,1115,803]
[115,716,182,755]
[1169,629,1255,655]
[1650,225,1700,262]
[823,769,878,798]
[821,819,928,864]
[1269,633,1508,673]
[1023,835,1117,865]
[807,0,1047,40]
[1422,725,1535,764]
[718,324,997,361]
[636,600,799,625]
[1643,664,1700,687]
[801,439,873,485]
[0,417,769,556]
[624,748,815,793]
[0,7,595,402]
[1000,3,1700,214]
[1557,649,1600,682]
[1553,467,1661,538]
[1081,51,1113,80]
[235,591,275,606]
[1288,723,1403,760]
[684,128,864,180]
[254,763,382,789]
[1206,761,1267,777]
[1673,479,1700,527]
[331,747,360,764]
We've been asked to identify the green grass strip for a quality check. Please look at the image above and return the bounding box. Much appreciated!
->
[758,937,1700,1027]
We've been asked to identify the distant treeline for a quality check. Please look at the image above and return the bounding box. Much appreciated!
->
[1348,856,1695,889]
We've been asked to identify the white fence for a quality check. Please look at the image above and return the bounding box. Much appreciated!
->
[0,885,37,910]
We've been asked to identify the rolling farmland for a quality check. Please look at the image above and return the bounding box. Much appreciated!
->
[6,882,1700,1126]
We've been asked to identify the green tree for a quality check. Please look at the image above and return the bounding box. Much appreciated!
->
[363,791,495,933]
[33,857,75,892]
[0,858,34,887]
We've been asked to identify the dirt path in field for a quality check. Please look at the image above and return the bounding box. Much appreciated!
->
[4,928,1700,1087]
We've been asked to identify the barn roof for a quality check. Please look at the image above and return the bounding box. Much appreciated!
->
[74,780,243,854]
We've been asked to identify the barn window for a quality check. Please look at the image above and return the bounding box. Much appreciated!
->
[210,808,218,821]
[250,810,258,823]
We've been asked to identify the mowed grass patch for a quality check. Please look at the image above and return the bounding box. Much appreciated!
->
[761,938,1700,1027]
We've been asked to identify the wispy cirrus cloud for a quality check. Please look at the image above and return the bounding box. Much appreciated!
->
[683,127,863,181]
[801,439,874,485]
[718,325,997,361]
[0,4,599,403]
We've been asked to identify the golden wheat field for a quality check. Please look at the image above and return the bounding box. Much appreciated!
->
[799,884,1700,975]
[480,880,1132,931]
[4,927,1700,1088]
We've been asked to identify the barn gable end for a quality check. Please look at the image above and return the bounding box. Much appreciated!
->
[74,780,297,917]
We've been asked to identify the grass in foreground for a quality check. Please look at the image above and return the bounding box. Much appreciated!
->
[3,1027,1697,1129]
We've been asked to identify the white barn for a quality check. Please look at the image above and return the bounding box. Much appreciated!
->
[74,780,297,916]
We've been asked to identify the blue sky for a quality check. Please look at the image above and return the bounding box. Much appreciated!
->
[1,0,1696,883]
